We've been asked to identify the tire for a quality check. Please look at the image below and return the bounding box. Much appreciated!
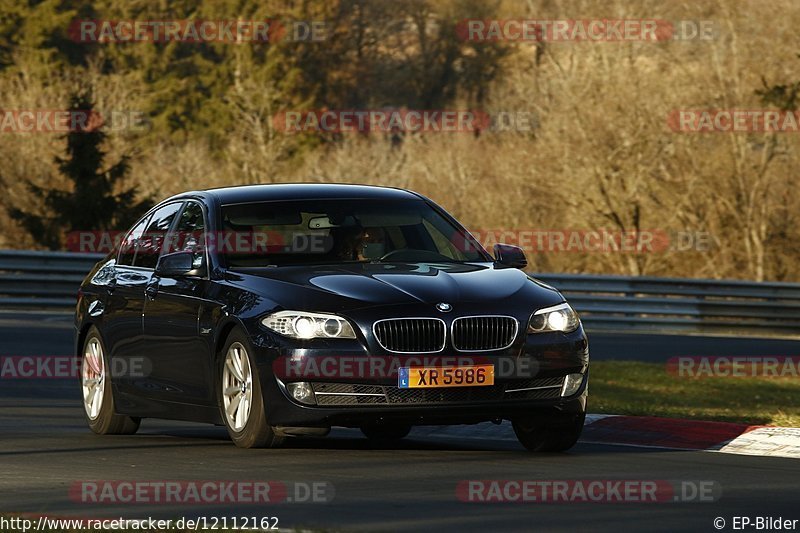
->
[360,423,412,442]
[80,326,141,435]
[219,329,284,449]
[512,413,585,452]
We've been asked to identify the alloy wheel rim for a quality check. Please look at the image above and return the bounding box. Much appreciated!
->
[222,342,253,431]
[82,337,105,420]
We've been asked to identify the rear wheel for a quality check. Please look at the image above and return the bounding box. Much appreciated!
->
[512,413,585,452]
[219,330,284,449]
[81,326,140,435]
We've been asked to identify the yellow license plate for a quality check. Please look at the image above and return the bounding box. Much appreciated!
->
[398,365,494,389]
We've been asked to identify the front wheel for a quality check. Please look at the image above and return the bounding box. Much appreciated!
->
[512,413,585,452]
[219,330,284,449]
[80,326,140,435]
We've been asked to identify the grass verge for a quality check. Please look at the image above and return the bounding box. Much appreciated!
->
[591,361,800,427]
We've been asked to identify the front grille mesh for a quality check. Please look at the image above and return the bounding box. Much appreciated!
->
[452,316,518,351]
[311,377,563,406]
[313,383,386,406]
[373,318,445,353]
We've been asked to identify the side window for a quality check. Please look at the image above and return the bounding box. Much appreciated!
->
[118,215,151,266]
[134,203,184,269]
[169,202,207,270]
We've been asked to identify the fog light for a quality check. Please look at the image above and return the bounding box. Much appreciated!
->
[561,373,584,397]
[286,381,316,405]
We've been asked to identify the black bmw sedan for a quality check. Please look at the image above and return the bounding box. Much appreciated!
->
[76,184,589,451]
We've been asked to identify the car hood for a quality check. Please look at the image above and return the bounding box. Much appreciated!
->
[226,262,563,312]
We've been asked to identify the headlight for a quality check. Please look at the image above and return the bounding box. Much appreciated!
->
[527,302,580,333]
[262,311,357,339]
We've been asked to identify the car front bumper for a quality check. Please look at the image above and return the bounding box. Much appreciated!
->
[251,324,589,429]
[264,380,588,429]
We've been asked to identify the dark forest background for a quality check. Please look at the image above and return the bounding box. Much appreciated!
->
[1,0,798,281]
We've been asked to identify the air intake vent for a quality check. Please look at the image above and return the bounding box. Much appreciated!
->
[373,318,446,353]
[451,316,518,351]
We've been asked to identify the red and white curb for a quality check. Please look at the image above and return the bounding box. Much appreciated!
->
[717,426,800,458]
[404,415,800,459]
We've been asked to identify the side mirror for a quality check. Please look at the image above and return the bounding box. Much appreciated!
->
[155,251,197,277]
[494,243,528,269]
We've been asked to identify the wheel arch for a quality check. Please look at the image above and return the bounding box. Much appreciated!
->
[76,321,97,358]
[213,317,249,359]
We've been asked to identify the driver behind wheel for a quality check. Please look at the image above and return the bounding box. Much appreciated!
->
[356,227,386,261]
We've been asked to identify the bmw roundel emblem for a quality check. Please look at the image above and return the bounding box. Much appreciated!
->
[436,302,452,312]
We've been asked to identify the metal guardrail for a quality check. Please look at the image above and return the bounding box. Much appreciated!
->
[0,250,103,309]
[537,274,800,337]
[1,250,799,338]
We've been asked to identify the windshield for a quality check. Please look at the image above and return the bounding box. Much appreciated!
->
[219,199,488,267]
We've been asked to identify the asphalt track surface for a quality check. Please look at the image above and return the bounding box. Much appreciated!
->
[1,313,799,532]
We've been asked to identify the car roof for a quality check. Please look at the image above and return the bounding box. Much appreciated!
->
[167,183,423,205]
